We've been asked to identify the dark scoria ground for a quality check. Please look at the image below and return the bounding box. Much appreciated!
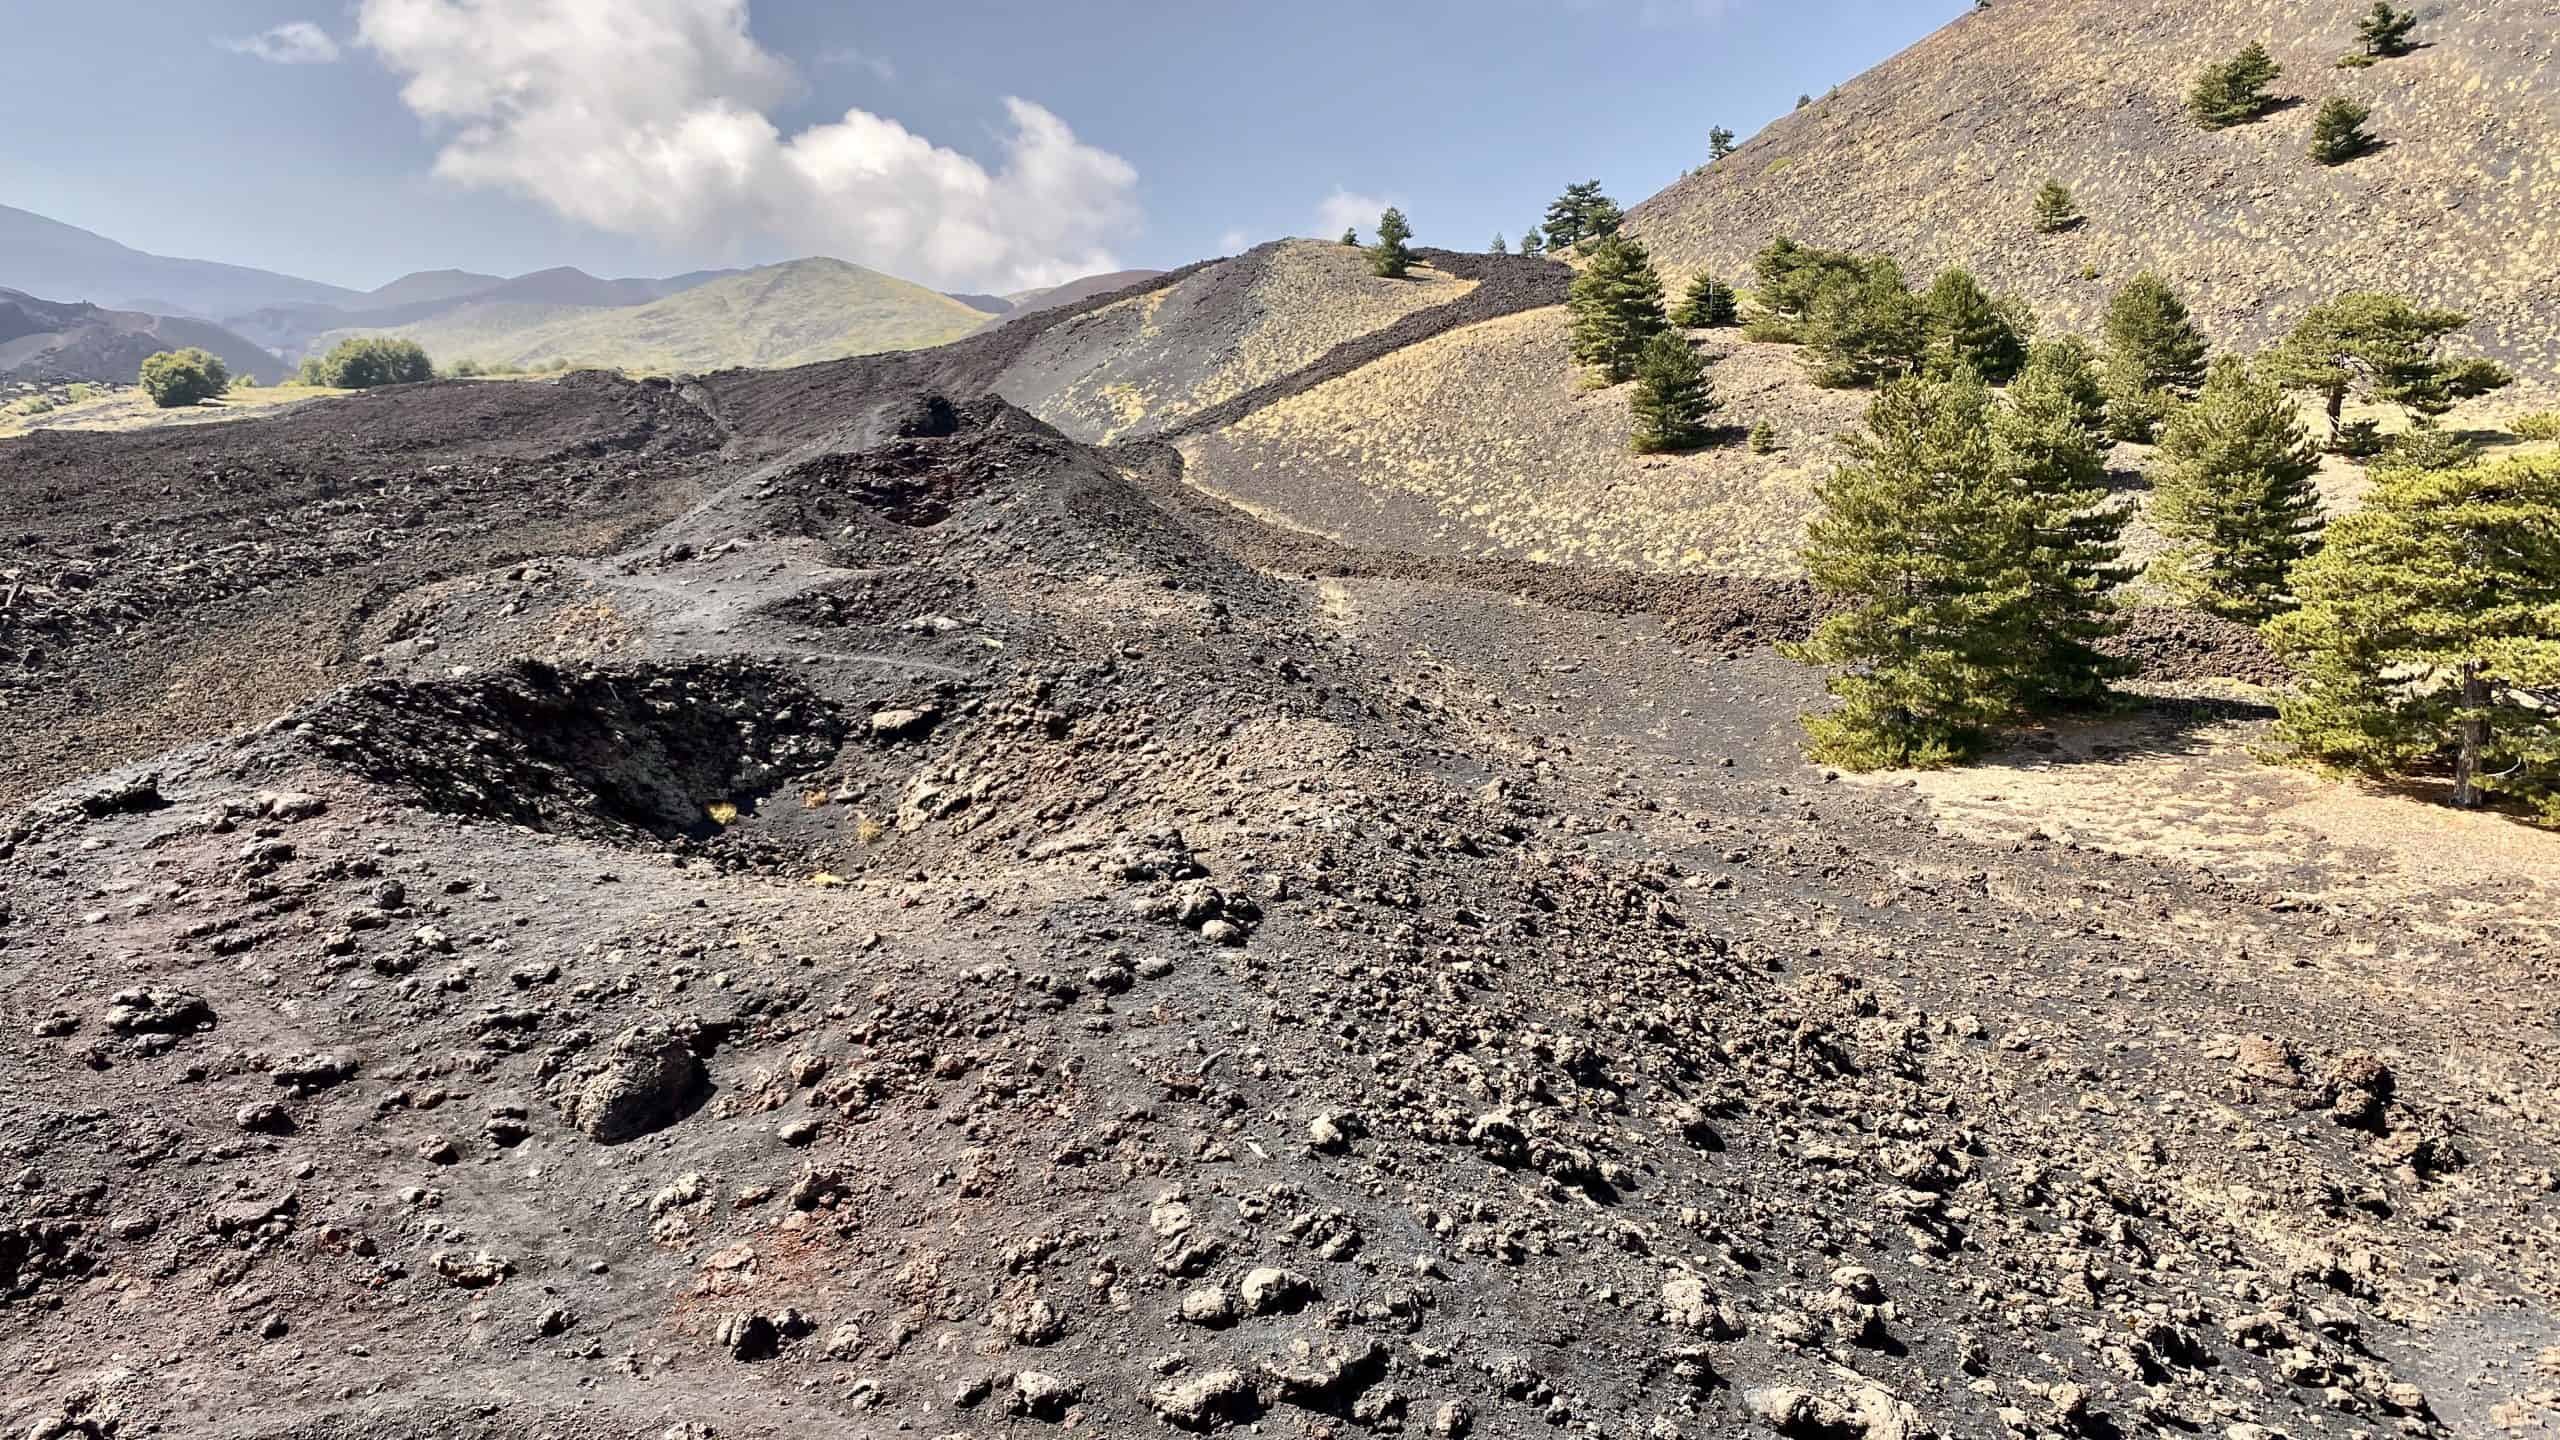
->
[4,332,2560,1440]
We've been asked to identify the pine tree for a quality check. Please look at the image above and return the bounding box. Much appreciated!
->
[2267,455,2560,814]
[1630,333,1720,453]
[1370,208,1415,278]
[1750,421,1779,454]
[2354,2,2418,59]
[1520,227,1546,258]
[1753,236,1871,322]
[2309,97,2377,164]
[2149,357,2324,620]
[2267,292,2514,448]
[1568,233,1671,383]
[1785,374,2035,768]
[1709,126,1738,160]
[1994,346,2134,707]
[1341,227,1359,247]
[2032,180,2083,234]
[1804,259,1928,388]
[1582,197,1625,243]
[1923,267,2029,384]
[2189,42,2283,129]
[2100,273,2210,441]
[2012,338,2105,445]
[1543,181,1619,250]
[1672,270,1740,328]
[1490,233,1508,255]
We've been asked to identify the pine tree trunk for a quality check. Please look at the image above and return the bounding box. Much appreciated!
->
[2452,661,2489,809]
[2325,386,2345,447]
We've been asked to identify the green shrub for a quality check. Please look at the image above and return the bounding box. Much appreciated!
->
[304,337,436,389]
[2512,412,2560,443]
[138,348,231,408]
[1749,421,1778,454]
[2377,419,2478,473]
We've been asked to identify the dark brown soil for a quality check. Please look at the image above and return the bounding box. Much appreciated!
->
[2,323,2554,1440]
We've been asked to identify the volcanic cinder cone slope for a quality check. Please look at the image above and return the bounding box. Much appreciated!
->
[1176,312,1870,575]
[4,252,2560,1436]
[1627,0,2560,380]
[991,239,1531,444]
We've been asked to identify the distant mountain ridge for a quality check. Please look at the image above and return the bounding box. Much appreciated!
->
[1,202,1161,377]
[313,257,996,374]
[0,288,285,385]
[0,204,357,318]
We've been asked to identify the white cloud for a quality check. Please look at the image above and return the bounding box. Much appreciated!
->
[1218,228,1249,252]
[227,21,341,64]
[354,0,1140,292]
[1315,188,1396,242]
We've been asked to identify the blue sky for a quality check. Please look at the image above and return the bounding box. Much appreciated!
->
[2,0,1965,293]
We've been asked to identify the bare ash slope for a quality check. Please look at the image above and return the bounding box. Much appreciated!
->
[991,240,1489,444]
[5,319,2560,1440]
[1628,0,2560,380]
[1179,310,1867,576]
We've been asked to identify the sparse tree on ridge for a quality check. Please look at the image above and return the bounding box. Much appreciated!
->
[1490,233,1508,255]
[2309,97,2378,164]
[1630,332,1720,453]
[1785,374,2036,768]
[1672,271,1740,328]
[1341,226,1359,246]
[1543,181,1622,250]
[1994,344,2134,708]
[2099,272,2210,441]
[2149,357,2325,621]
[1369,208,1415,278]
[138,348,230,408]
[2268,454,2560,815]
[1568,232,1671,383]
[1709,126,1738,161]
[1520,227,1547,258]
[2189,41,2283,129]
[2354,2,2418,59]
[2032,180,2083,234]
[1923,267,2029,384]
[2266,292,2514,449]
